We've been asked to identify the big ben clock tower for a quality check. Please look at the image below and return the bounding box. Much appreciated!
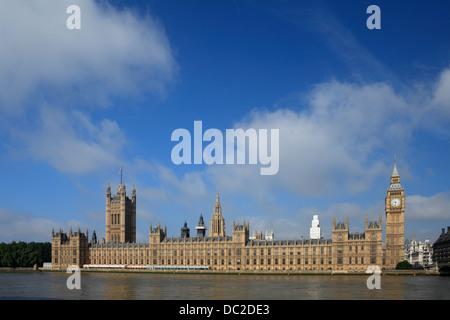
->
[385,157,405,269]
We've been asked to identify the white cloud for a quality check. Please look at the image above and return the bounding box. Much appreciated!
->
[406,192,450,222]
[421,69,450,137]
[0,208,63,243]
[18,106,126,174]
[205,68,450,200]
[208,81,412,198]
[0,0,177,113]
[0,0,178,174]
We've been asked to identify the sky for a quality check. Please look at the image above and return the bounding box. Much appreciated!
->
[0,0,449,245]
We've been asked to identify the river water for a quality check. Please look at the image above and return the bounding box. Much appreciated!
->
[0,271,449,300]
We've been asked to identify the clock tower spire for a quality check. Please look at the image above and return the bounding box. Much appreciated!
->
[385,157,405,269]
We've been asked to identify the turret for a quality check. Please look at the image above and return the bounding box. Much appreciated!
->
[181,221,190,238]
[232,219,249,243]
[196,214,207,238]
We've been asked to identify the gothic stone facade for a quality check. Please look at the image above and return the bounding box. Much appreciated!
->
[51,160,404,271]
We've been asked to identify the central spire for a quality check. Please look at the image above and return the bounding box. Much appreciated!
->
[210,188,226,237]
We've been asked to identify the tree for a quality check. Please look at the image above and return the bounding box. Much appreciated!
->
[395,260,413,270]
[0,242,51,268]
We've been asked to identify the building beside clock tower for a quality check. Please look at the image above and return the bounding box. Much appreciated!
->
[209,189,226,237]
[52,159,406,271]
[385,157,405,269]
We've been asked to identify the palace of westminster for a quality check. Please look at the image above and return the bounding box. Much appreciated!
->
[51,160,405,271]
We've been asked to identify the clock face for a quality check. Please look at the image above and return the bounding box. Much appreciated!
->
[391,198,401,207]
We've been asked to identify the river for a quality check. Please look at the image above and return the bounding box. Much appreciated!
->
[0,271,448,300]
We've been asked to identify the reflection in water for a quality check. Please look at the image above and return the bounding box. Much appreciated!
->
[0,272,449,300]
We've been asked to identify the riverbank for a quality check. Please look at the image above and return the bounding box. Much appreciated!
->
[0,267,37,272]
[40,267,440,276]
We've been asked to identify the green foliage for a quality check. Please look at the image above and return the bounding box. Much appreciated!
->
[0,242,51,268]
[395,260,413,270]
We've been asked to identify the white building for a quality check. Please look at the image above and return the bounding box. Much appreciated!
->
[310,214,321,240]
[405,236,433,268]
[265,230,274,240]
[249,230,274,240]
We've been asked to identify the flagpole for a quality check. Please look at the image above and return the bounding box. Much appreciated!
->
[120,165,123,185]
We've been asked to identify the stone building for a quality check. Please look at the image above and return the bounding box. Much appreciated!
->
[433,226,450,273]
[51,227,89,269]
[105,181,136,243]
[384,157,405,269]
[404,236,433,268]
[52,159,405,271]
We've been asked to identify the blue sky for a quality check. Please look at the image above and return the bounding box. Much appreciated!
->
[0,0,449,245]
